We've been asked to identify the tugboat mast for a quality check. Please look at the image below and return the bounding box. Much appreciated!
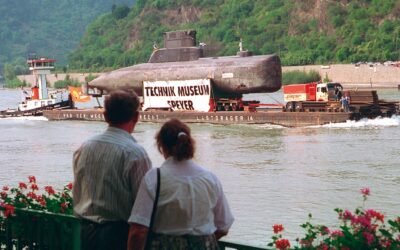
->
[27,56,56,99]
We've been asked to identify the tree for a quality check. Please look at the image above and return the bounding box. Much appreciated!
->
[3,64,16,80]
[112,5,130,19]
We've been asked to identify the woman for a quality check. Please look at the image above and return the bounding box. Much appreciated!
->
[128,119,234,250]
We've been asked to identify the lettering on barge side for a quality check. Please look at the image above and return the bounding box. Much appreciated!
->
[195,115,254,122]
[75,113,87,119]
[62,113,73,119]
[61,112,104,120]
[89,113,104,120]
[140,114,160,120]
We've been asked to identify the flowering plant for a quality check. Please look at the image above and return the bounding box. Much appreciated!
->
[269,187,400,249]
[0,175,73,218]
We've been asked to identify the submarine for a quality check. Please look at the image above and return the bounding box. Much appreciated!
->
[88,30,282,97]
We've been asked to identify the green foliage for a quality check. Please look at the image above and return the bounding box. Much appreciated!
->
[112,5,131,19]
[3,64,16,81]
[282,70,321,85]
[0,0,136,70]
[4,79,26,89]
[66,0,400,71]
[322,73,331,83]
[0,176,73,215]
[3,0,400,73]
[3,60,29,81]
[85,74,98,82]
[269,188,400,250]
[53,75,81,89]
[3,58,28,88]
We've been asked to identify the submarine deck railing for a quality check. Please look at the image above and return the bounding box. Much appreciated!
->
[0,207,268,250]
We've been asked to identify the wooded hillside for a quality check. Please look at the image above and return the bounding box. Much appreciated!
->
[0,0,135,69]
[68,0,400,71]
[2,0,400,74]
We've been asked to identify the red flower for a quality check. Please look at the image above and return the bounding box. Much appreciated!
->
[273,224,284,234]
[317,243,329,250]
[66,182,73,190]
[2,186,9,191]
[44,186,55,195]
[19,182,27,189]
[320,226,330,235]
[31,183,39,191]
[275,238,290,250]
[60,202,68,208]
[352,215,372,229]
[365,209,385,223]
[0,191,7,199]
[4,204,15,217]
[360,187,370,196]
[331,230,344,237]
[380,240,392,248]
[36,195,46,206]
[362,232,375,246]
[339,209,354,221]
[28,175,36,183]
[300,238,313,247]
[27,191,37,199]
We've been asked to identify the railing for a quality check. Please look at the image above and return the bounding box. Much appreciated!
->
[0,208,268,250]
[218,240,268,250]
[0,207,80,250]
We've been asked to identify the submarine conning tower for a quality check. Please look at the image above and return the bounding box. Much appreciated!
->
[148,30,203,63]
[148,30,255,63]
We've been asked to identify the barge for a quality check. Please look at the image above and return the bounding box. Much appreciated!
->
[43,108,356,127]
[42,30,399,127]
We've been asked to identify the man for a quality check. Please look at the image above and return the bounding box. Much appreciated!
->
[20,86,29,103]
[334,86,342,101]
[73,89,152,250]
[341,94,351,112]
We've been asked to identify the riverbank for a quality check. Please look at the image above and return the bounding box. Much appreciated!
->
[283,64,400,89]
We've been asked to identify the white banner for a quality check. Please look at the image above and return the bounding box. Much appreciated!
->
[142,79,211,112]
[284,93,307,102]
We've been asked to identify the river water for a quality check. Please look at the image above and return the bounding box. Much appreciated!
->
[1,88,399,247]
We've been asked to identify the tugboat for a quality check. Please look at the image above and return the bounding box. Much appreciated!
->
[0,56,73,118]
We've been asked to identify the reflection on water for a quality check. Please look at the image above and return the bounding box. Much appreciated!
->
[1,89,400,247]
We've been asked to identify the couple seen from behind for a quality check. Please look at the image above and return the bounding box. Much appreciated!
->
[73,89,234,250]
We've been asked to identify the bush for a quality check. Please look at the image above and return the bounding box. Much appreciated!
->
[84,73,98,82]
[282,70,321,85]
[4,78,26,88]
[0,176,73,216]
[53,75,81,89]
[268,188,400,250]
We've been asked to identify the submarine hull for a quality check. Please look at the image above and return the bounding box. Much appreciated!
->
[89,54,282,96]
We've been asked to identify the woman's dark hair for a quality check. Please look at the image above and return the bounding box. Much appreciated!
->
[104,90,140,125]
[156,119,195,161]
